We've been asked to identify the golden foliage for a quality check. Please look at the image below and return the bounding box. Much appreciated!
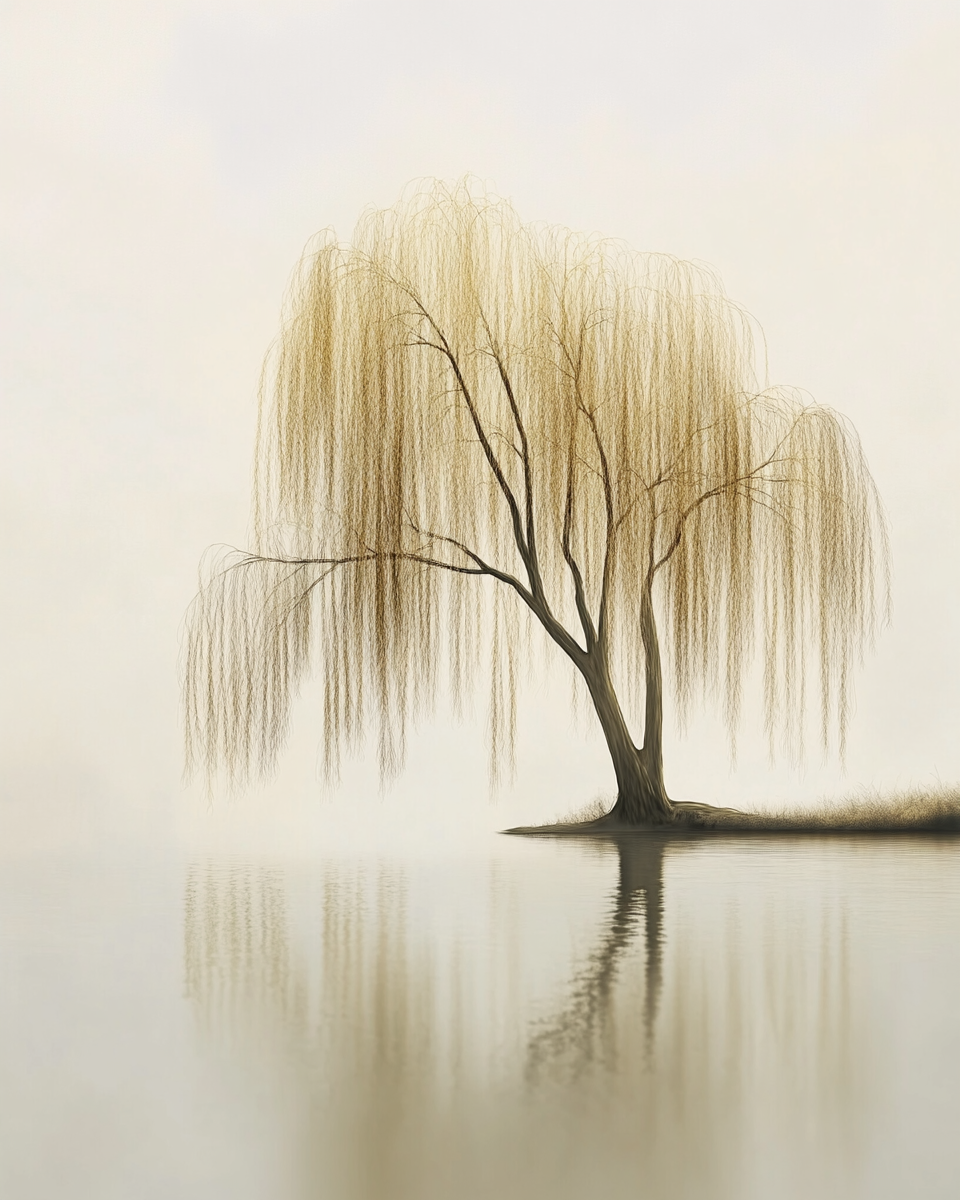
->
[184,180,888,786]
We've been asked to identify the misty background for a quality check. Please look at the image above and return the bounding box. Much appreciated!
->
[3,0,959,854]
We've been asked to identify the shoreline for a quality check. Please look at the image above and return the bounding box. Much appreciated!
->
[503,797,960,837]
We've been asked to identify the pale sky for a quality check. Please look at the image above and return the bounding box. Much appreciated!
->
[2,0,959,849]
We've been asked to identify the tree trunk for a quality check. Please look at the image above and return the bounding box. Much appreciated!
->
[581,587,672,824]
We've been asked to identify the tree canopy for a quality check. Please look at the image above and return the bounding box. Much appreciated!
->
[185,181,888,815]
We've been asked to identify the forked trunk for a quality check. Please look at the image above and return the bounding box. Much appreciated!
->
[581,587,672,825]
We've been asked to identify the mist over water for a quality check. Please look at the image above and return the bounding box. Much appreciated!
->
[8,830,953,1198]
[180,834,960,1199]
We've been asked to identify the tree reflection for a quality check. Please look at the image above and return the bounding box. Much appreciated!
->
[527,834,668,1079]
[183,841,870,1200]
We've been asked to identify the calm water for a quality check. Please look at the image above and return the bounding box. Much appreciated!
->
[3,832,960,1198]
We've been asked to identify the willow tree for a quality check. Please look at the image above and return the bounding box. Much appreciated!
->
[184,181,888,825]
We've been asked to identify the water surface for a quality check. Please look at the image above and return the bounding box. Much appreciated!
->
[3,833,960,1198]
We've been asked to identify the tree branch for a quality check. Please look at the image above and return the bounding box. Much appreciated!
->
[399,289,531,571]
[478,319,540,581]
[547,320,616,650]
[561,461,598,650]
[577,401,616,649]
[651,442,807,575]
[408,518,588,663]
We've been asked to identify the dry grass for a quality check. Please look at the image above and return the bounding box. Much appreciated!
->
[554,795,616,826]
[755,785,960,832]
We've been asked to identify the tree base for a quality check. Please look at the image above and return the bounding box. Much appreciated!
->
[594,799,744,829]
[604,754,674,825]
